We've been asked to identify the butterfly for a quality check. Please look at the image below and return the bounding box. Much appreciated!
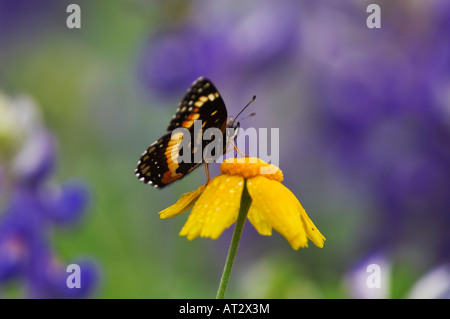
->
[135,77,252,189]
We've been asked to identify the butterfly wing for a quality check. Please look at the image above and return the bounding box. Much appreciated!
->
[167,77,227,132]
[135,77,228,189]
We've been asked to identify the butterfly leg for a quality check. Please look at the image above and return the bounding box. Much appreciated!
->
[224,143,245,157]
[204,161,211,184]
[227,139,245,157]
[234,144,245,157]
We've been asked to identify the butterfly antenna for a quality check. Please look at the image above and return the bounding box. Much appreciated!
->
[234,95,256,124]
[239,112,256,121]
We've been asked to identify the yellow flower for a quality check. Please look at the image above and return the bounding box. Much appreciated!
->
[159,157,325,250]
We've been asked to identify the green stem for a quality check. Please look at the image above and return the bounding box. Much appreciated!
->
[216,180,252,299]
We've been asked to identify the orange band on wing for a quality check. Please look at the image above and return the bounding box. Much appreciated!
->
[162,170,183,184]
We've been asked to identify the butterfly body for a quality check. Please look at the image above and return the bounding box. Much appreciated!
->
[135,77,231,189]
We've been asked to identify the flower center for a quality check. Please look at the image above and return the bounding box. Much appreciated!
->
[220,157,283,181]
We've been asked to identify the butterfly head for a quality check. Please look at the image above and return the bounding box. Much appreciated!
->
[225,95,256,140]
[225,117,239,140]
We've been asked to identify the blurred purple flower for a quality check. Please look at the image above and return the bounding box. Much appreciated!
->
[29,256,99,299]
[137,0,301,99]
[306,2,450,267]
[224,3,300,73]
[12,129,56,186]
[346,252,450,299]
[138,26,220,96]
[0,92,98,298]
[407,264,450,299]
[42,180,90,226]
[0,187,47,283]
[345,250,391,299]
[0,0,62,41]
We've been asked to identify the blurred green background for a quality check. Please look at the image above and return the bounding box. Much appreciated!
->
[1,0,449,298]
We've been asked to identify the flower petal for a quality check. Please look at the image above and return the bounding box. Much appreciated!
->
[248,204,272,236]
[179,175,244,240]
[247,177,306,249]
[159,184,206,219]
[247,176,325,249]
[299,207,326,248]
[279,183,326,248]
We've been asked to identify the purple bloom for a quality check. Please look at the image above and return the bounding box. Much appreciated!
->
[0,180,97,298]
[42,180,90,226]
[0,228,28,282]
[223,3,300,73]
[137,0,302,98]
[407,264,450,299]
[346,254,450,299]
[0,187,46,283]
[345,251,391,299]
[12,129,56,187]
[303,1,450,274]
[0,0,62,41]
[29,256,99,299]
[0,92,99,298]
[138,26,222,96]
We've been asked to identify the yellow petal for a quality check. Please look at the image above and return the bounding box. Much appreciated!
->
[300,210,326,248]
[247,176,324,250]
[280,185,326,248]
[159,184,206,219]
[179,175,244,240]
[248,203,272,236]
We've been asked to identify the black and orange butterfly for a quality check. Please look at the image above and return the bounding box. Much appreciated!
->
[135,77,254,189]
